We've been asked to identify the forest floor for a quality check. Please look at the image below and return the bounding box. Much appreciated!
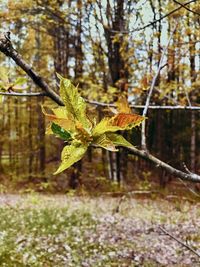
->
[0,194,199,266]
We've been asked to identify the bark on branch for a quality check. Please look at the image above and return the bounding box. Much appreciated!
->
[127,147,200,182]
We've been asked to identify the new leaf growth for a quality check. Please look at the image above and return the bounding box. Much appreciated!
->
[43,75,145,174]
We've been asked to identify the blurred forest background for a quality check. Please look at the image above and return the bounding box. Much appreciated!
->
[0,0,200,193]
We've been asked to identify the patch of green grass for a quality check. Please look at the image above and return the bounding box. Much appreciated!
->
[0,207,96,266]
[0,206,136,267]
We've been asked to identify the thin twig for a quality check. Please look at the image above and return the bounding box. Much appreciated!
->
[113,195,126,214]
[85,99,200,110]
[183,162,192,174]
[110,0,196,33]
[2,92,200,110]
[141,23,178,150]
[178,177,200,198]
[159,226,200,258]
[0,92,47,97]
[172,0,200,16]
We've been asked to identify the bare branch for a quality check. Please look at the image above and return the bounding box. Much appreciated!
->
[159,226,200,258]
[172,0,200,16]
[141,24,177,150]
[2,93,200,110]
[0,33,64,106]
[178,177,200,197]
[110,0,196,33]
[127,146,200,182]
[86,99,200,110]
[0,92,47,97]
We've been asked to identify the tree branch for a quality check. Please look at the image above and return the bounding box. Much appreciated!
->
[0,92,47,97]
[2,93,200,110]
[172,0,200,16]
[85,99,200,110]
[127,146,200,183]
[0,33,64,106]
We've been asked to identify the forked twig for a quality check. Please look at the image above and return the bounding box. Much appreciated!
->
[141,23,178,150]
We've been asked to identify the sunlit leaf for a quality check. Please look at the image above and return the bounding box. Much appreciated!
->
[92,117,121,136]
[14,77,27,86]
[54,141,88,174]
[107,133,134,148]
[112,113,144,129]
[57,74,91,129]
[116,95,131,113]
[0,67,9,84]
[52,106,69,118]
[92,113,144,136]
[42,106,75,132]
[93,134,118,151]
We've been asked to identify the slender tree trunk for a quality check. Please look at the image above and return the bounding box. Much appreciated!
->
[188,15,196,172]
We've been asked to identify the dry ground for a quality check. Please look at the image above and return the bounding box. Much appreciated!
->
[0,194,199,266]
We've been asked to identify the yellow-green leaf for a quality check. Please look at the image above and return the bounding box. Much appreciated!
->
[14,77,27,86]
[0,67,9,84]
[54,141,88,174]
[116,95,131,113]
[107,133,134,148]
[42,106,75,132]
[92,117,121,136]
[58,74,91,129]
[52,106,69,118]
[93,134,118,151]
[92,113,145,136]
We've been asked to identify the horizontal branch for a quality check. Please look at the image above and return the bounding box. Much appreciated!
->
[0,33,64,106]
[0,92,47,97]
[86,99,200,110]
[127,146,200,183]
[2,93,200,110]
[1,92,200,110]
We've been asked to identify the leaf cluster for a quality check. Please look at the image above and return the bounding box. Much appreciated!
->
[43,75,145,174]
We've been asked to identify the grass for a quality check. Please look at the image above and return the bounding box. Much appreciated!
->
[0,194,199,266]
[0,207,99,266]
